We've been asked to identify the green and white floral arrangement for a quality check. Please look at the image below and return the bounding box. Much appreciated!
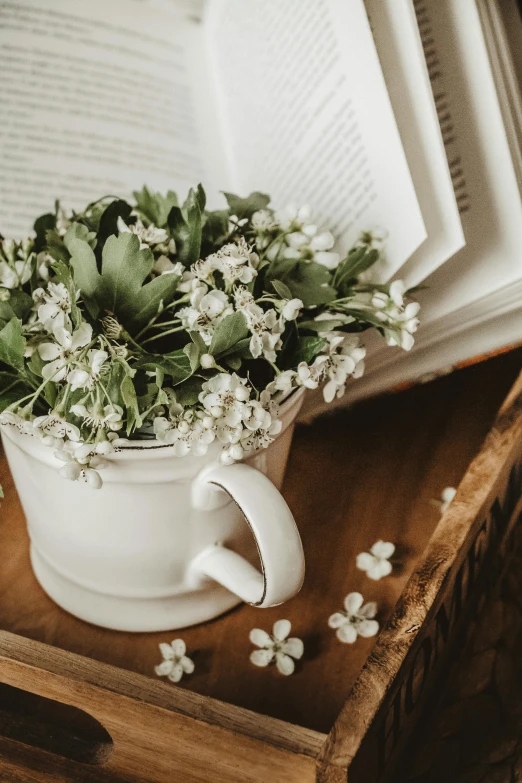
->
[0,186,420,490]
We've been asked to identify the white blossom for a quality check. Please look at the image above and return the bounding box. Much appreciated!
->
[155,639,195,683]
[321,333,366,403]
[117,215,168,249]
[199,373,250,446]
[153,405,215,457]
[34,282,73,332]
[0,410,35,435]
[251,209,277,232]
[207,238,259,285]
[70,403,123,432]
[67,349,109,391]
[328,593,379,644]
[32,414,80,446]
[372,281,420,351]
[179,286,233,345]
[38,322,93,382]
[281,298,303,321]
[356,540,395,581]
[249,620,303,675]
[54,440,112,489]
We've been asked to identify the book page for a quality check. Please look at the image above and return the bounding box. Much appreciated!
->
[409,0,522,323]
[205,0,427,281]
[0,0,228,238]
[365,0,464,289]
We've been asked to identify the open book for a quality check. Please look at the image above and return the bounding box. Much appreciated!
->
[0,0,521,418]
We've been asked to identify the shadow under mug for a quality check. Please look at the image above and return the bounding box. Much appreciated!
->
[0,389,305,631]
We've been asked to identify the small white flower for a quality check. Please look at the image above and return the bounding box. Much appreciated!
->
[117,215,168,249]
[179,286,233,345]
[251,209,277,232]
[200,353,216,369]
[328,593,379,644]
[38,322,93,382]
[249,620,303,675]
[0,260,21,289]
[35,281,73,332]
[431,486,457,513]
[281,298,303,321]
[33,414,80,445]
[71,403,123,432]
[357,226,388,251]
[356,540,395,581]
[154,639,195,683]
[67,349,109,391]
[321,333,366,403]
[210,238,259,286]
[0,410,34,435]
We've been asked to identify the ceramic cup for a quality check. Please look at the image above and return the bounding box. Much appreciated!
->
[1,389,305,632]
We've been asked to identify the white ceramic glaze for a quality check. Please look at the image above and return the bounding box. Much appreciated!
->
[1,390,305,631]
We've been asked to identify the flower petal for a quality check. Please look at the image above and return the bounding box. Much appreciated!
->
[359,601,378,619]
[282,637,304,660]
[67,369,90,390]
[167,663,184,683]
[159,642,175,660]
[42,360,67,382]
[249,628,272,648]
[181,656,195,674]
[356,552,376,572]
[357,619,379,638]
[71,322,93,350]
[328,612,346,629]
[170,639,186,657]
[368,561,392,581]
[272,619,291,641]
[155,660,173,676]
[38,342,62,362]
[337,624,358,644]
[275,653,295,676]
[344,592,364,614]
[370,540,395,559]
[250,649,274,667]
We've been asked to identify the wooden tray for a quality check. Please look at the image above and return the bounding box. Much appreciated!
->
[0,349,521,783]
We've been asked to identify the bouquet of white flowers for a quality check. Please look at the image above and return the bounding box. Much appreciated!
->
[0,187,419,490]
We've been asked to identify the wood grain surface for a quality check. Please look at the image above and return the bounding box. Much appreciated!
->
[1,349,521,739]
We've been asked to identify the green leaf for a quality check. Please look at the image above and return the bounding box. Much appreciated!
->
[226,356,242,371]
[223,191,270,219]
[135,350,193,386]
[290,336,327,366]
[68,238,102,318]
[217,336,252,359]
[270,279,293,300]
[96,200,133,258]
[127,272,180,332]
[64,222,97,252]
[33,213,56,252]
[133,186,179,228]
[121,374,142,435]
[183,332,206,372]
[176,375,205,406]
[334,247,379,293]
[167,188,203,267]
[280,261,337,307]
[0,318,26,372]
[209,312,248,356]
[100,233,154,318]
[184,183,206,213]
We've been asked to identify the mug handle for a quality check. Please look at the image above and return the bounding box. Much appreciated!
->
[189,462,305,607]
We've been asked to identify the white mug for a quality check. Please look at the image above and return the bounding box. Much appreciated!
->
[1,390,305,631]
